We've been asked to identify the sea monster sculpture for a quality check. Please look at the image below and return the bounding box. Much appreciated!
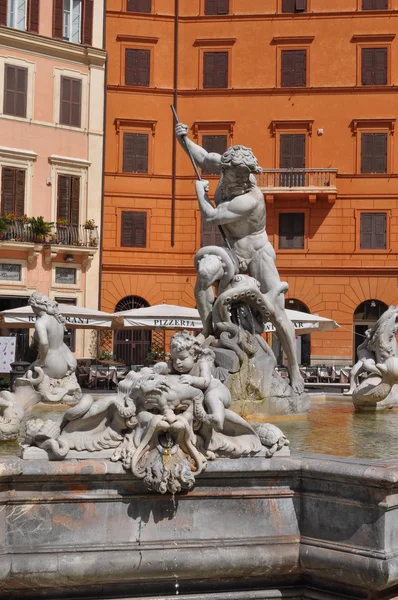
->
[350,305,398,411]
[0,293,81,440]
[23,332,289,494]
[175,123,310,415]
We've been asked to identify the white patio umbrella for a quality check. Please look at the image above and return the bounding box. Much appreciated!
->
[113,303,202,330]
[113,303,339,334]
[0,304,114,329]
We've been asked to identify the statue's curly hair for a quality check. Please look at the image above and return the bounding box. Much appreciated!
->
[170,331,215,363]
[221,145,262,174]
[28,292,65,324]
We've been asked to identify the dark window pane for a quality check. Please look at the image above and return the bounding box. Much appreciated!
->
[4,64,27,117]
[57,175,80,224]
[282,0,307,12]
[281,50,306,87]
[361,48,387,86]
[121,211,147,247]
[125,49,150,86]
[126,0,151,12]
[361,133,387,173]
[60,76,82,127]
[1,167,25,215]
[203,52,228,89]
[204,0,229,14]
[122,133,148,173]
[362,0,388,9]
[279,213,305,249]
[360,213,386,249]
[202,135,227,174]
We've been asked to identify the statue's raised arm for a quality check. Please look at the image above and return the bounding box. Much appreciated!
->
[175,123,222,174]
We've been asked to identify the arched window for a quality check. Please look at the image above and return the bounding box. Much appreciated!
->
[113,295,152,366]
[353,299,388,361]
[272,298,311,366]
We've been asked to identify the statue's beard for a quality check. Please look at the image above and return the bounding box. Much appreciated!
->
[221,173,252,198]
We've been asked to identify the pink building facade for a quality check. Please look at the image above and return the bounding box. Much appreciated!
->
[0,0,106,360]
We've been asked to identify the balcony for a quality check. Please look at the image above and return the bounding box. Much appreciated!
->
[257,168,338,203]
[0,222,99,268]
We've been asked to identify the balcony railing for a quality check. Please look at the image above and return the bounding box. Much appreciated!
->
[0,222,99,248]
[257,168,338,192]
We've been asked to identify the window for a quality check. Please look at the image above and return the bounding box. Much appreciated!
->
[52,0,93,45]
[204,0,229,15]
[281,50,306,87]
[279,213,305,249]
[0,263,21,281]
[202,135,227,174]
[279,134,306,186]
[201,220,223,247]
[60,76,81,127]
[123,133,148,173]
[125,49,150,86]
[360,213,386,249]
[1,167,25,215]
[55,267,76,284]
[126,0,151,11]
[361,133,387,173]
[3,64,27,118]
[121,211,147,247]
[7,0,27,29]
[362,0,388,9]
[57,175,80,224]
[282,0,307,12]
[203,52,228,89]
[361,48,387,85]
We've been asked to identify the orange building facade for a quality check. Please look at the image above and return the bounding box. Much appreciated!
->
[103,0,398,366]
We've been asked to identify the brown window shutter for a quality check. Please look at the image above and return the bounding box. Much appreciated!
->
[4,65,27,118]
[121,211,147,247]
[82,0,93,45]
[203,52,216,88]
[70,177,80,224]
[125,49,150,86]
[280,135,305,169]
[1,168,16,214]
[202,135,227,174]
[374,213,387,248]
[217,0,229,14]
[28,0,39,32]
[363,0,388,8]
[15,169,25,215]
[374,48,387,85]
[295,0,307,10]
[293,134,306,168]
[0,0,7,26]
[57,175,71,221]
[60,76,82,127]
[203,52,228,88]
[361,48,374,85]
[280,135,293,169]
[279,213,305,249]
[361,133,374,173]
[126,0,151,12]
[53,0,64,39]
[374,133,387,172]
[282,0,295,11]
[123,133,148,173]
[201,220,223,246]
[360,213,373,248]
[204,0,217,13]
[215,52,228,87]
[281,51,293,87]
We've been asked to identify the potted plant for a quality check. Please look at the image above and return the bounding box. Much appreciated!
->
[146,344,166,365]
[0,215,10,239]
[57,217,68,228]
[83,218,96,231]
[89,237,98,247]
[29,216,52,243]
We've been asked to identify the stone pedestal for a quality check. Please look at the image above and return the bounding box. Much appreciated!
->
[1,454,398,599]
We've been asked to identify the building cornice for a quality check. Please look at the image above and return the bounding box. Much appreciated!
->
[49,155,91,168]
[0,146,37,161]
[351,33,396,42]
[193,38,236,47]
[102,263,196,275]
[0,26,106,67]
[271,36,315,45]
[116,35,159,44]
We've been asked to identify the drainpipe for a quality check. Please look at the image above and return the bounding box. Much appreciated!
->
[98,0,107,310]
[171,0,179,247]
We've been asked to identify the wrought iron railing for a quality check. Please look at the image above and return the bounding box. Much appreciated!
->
[257,168,338,189]
[0,222,99,248]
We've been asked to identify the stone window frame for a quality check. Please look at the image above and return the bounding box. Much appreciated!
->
[194,38,236,90]
[115,118,156,175]
[192,120,234,176]
[0,146,37,217]
[48,155,90,225]
[116,206,152,251]
[351,34,395,87]
[354,208,391,253]
[51,261,82,290]
[0,258,27,287]
[272,36,314,88]
[117,35,158,89]
[269,120,313,170]
[53,66,88,132]
[0,55,35,121]
[350,118,395,176]
[275,207,310,253]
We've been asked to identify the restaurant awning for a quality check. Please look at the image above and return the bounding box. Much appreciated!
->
[0,304,114,329]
